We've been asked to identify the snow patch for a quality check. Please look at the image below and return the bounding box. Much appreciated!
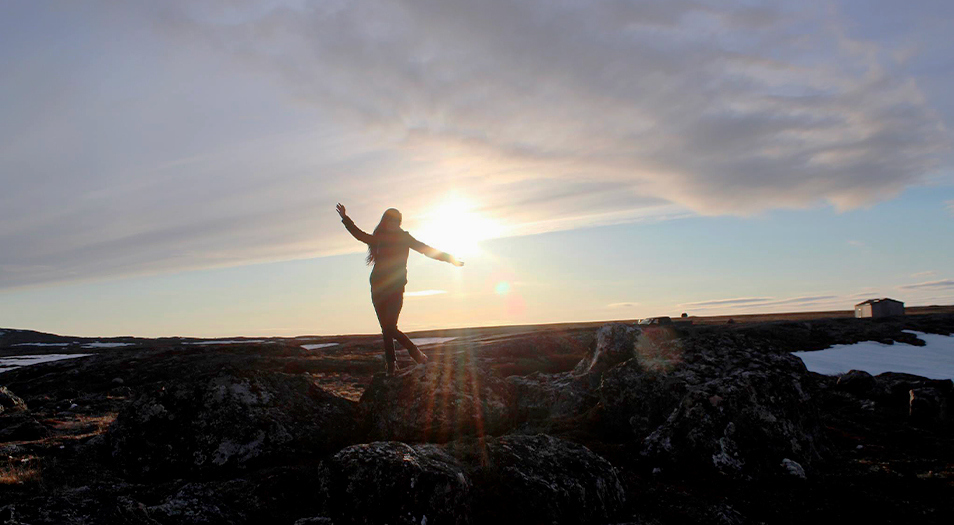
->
[13,342,69,347]
[302,343,338,350]
[83,342,133,349]
[184,339,267,345]
[0,353,93,373]
[409,337,457,346]
[793,331,954,380]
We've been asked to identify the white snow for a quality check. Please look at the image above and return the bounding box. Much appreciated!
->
[0,353,93,373]
[83,342,133,349]
[184,339,267,345]
[301,343,338,350]
[409,337,457,346]
[793,331,954,380]
[12,342,69,347]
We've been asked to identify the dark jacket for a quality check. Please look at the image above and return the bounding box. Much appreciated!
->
[342,216,452,295]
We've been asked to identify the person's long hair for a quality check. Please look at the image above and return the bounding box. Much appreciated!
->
[366,208,402,265]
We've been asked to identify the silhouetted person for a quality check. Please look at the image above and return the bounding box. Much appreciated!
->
[336,203,463,375]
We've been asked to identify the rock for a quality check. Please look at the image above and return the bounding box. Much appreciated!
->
[573,323,640,376]
[0,386,27,415]
[909,387,947,424]
[147,480,251,524]
[110,377,124,386]
[108,370,361,479]
[506,371,596,426]
[873,373,953,412]
[836,370,876,397]
[781,458,807,479]
[504,323,646,432]
[640,346,829,479]
[599,359,688,440]
[320,441,472,525]
[359,362,513,443]
[0,413,51,442]
[320,434,625,525]
[466,434,626,525]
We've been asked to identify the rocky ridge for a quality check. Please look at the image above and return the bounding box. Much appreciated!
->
[0,315,953,523]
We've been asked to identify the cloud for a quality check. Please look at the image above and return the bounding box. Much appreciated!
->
[680,297,775,308]
[681,294,841,310]
[947,200,954,216]
[0,0,949,290]
[900,279,954,290]
[405,290,447,297]
[607,302,640,308]
[910,270,936,278]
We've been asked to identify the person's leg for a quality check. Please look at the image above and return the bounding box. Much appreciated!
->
[393,330,426,364]
[390,291,428,364]
[373,293,397,373]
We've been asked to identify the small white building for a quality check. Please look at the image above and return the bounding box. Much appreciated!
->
[854,298,904,318]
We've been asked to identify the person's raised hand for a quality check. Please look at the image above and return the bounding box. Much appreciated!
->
[335,203,347,219]
[451,257,465,267]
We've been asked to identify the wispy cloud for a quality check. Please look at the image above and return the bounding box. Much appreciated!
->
[900,279,954,290]
[847,240,865,247]
[681,294,842,310]
[910,270,936,278]
[607,302,640,309]
[405,290,448,297]
[0,0,948,290]
[680,297,775,308]
[946,200,954,216]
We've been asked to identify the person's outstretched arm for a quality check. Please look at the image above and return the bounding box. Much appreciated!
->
[406,232,464,267]
[336,203,374,244]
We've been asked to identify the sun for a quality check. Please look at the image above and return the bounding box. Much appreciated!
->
[414,196,503,258]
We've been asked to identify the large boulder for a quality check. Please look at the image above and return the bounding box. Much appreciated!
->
[465,434,626,524]
[319,434,625,525]
[0,386,27,415]
[504,323,645,432]
[108,370,361,479]
[320,441,472,525]
[573,323,640,376]
[635,336,829,479]
[359,360,513,443]
[836,369,876,397]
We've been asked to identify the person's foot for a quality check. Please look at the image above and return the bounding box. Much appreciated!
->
[386,359,399,376]
[418,352,428,365]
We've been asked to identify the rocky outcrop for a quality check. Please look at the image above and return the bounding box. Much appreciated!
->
[573,323,640,376]
[639,348,828,479]
[320,434,624,525]
[0,385,27,415]
[600,331,829,479]
[468,434,626,524]
[835,369,876,396]
[0,413,51,441]
[359,361,513,443]
[108,370,361,479]
[320,441,472,525]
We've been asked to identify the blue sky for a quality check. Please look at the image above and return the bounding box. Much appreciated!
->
[1,1,952,337]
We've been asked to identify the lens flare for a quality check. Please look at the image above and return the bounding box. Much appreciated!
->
[494,281,511,295]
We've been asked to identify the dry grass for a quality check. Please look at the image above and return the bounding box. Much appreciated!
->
[0,457,42,486]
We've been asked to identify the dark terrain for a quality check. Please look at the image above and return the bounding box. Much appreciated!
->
[1,313,953,524]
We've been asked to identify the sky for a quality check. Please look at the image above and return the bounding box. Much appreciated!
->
[1,0,953,337]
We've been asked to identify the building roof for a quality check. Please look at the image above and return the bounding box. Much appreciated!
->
[854,297,903,307]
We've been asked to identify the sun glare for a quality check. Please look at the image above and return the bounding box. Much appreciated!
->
[415,196,503,258]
